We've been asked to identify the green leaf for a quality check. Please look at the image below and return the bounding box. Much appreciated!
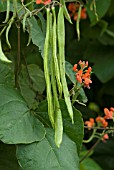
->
[80,157,102,170]
[16,128,79,170]
[0,84,45,144]
[0,62,14,85]
[37,12,46,34]
[28,64,45,93]
[28,16,45,57]
[86,0,111,25]
[35,99,84,155]
[0,141,19,170]
[19,64,45,107]
[65,60,76,84]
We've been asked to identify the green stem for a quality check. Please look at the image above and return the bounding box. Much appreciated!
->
[83,129,96,143]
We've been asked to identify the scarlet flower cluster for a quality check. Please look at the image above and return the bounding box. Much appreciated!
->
[36,0,51,5]
[104,107,114,119]
[73,60,92,89]
[84,107,114,142]
[68,3,87,21]
[96,116,108,128]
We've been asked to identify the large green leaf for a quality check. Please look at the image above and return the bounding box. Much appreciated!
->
[35,99,84,155]
[28,16,45,57]
[0,141,19,170]
[0,84,45,144]
[86,0,111,25]
[16,128,79,170]
[84,41,114,83]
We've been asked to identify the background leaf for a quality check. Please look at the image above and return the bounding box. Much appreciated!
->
[92,137,114,170]
[28,16,45,57]
[84,41,114,83]
[0,141,19,170]
[86,0,111,25]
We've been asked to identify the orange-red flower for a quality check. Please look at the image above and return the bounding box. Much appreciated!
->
[73,60,92,89]
[102,134,109,142]
[72,64,78,72]
[104,107,114,120]
[68,3,87,21]
[96,116,108,128]
[85,118,94,130]
[36,0,51,5]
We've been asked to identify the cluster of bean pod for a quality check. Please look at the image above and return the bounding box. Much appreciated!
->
[43,4,74,147]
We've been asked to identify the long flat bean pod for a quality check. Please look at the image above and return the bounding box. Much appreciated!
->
[57,7,74,124]
[50,9,63,147]
[52,7,62,98]
[44,8,54,128]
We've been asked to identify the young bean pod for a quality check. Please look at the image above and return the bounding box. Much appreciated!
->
[3,0,10,23]
[6,16,15,49]
[44,8,54,128]
[57,7,74,124]
[76,5,82,41]
[60,0,72,24]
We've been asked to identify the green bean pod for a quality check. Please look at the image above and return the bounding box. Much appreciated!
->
[51,56,63,147]
[23,12,30,32]
[60,0,72,24]
[57,7,74,124]
[3,0,10,23]
[50,8,63,147]
[44,8,54,128]
[6,16,14,49]
[76,5,82,41]
[52,7,62,98]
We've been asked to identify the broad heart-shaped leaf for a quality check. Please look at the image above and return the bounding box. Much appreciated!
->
[86,0,111,25]
[16,128,79,170]
[0,84,45,144]
[84,41,114,83]
[0,141,19,170]
[28,16,45,57]
[35,99,84,155]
